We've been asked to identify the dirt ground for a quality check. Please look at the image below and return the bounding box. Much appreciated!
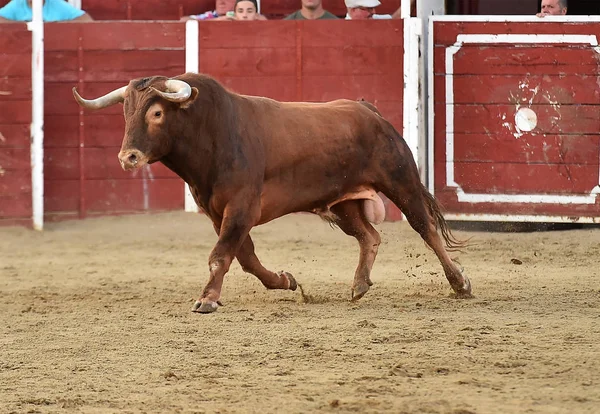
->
[1,211,599,413]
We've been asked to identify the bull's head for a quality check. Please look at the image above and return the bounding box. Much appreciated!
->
[73,77,198,171]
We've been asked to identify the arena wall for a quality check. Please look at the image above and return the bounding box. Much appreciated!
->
[429,16,600,222]
[0,25,32,227]
[0,19,406,227]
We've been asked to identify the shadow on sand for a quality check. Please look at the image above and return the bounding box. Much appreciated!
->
[448,221,600,233]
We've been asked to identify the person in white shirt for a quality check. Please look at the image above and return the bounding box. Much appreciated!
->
[344,0,402,20]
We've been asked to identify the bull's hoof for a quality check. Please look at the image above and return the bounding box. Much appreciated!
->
[453,275,473,299]
[279,271,297,291]
[351,281,371,302]
[191,299,221,313]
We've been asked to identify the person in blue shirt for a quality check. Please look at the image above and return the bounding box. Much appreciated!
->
[0,0,93,23]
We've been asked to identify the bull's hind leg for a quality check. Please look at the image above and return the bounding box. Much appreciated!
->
[391,189,472,297]
[236,235,298,291]
[330,200,381,301]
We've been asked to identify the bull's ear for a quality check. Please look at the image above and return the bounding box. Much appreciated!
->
[179,87,199,109]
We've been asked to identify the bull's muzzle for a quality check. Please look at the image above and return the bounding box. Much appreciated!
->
[118,149,146,171]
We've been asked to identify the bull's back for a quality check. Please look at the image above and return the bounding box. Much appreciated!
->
[250,99,382,174]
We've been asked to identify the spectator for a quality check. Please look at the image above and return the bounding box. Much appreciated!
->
[233,0,266,20]
[284,0,338,20]
[183,0,235,21]
[0,0,93,22]
[344,0,403,19]
[183,0,266,21]
[536,0,567,16]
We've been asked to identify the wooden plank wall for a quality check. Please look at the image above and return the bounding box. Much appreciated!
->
[0,25,32,227]
[433,21,600,218]
[199,19,404,220]
[43,22,186,220]
[0,20,404,225]
[76,0,205,20]
[199,19,403,130]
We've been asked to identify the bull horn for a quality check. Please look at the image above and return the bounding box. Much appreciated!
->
[150,79,192,103]
[72,86,127,110]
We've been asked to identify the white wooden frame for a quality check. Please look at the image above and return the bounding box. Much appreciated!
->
[28,0,44,230]
[427,15,600,223]
[184,20,200,213]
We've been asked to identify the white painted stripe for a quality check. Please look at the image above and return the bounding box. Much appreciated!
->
[456,34,598,45]
[444,45,460,187]
[28,0,44,231]
[403,18,420,166]
[431,15,600,23]
[184,20,200,214]
[456,190,598,205]
[185,20,199,73]
[402,20,409,149]
[427,15,435,193]
[142,165,154,211]
[400,0,410,19]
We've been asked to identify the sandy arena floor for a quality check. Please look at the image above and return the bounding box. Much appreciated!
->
[1,211,599,413]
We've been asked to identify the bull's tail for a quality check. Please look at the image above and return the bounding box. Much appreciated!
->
[421,186,469,252]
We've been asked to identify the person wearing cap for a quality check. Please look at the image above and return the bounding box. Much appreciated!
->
[344,0,402,20]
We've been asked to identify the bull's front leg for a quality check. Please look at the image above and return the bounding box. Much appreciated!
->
[236,235,298,291]
[192,198,260,314]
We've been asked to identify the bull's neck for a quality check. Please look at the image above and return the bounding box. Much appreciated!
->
[159,87,241,208]
[161,131,212,191]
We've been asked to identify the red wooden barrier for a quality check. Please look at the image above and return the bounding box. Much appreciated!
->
[0,20,404,226]
[43,22,186,221]
[196,20,405,221]
[197,20,403,125]
[431,18,600,222]
[0,24,32,227]
[78,0,209,20]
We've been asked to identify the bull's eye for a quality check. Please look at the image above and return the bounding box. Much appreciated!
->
[154,111,162,117]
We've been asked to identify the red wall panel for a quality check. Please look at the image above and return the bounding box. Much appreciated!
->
[83,178,184,212]
[1,20,405,226]
[42,22,186,221]
[432,20,600,220]
[80,0,210,21]
[197,20,404,133]
[0,26,32,225]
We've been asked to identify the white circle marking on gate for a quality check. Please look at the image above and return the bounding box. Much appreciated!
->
[514,107,537,132]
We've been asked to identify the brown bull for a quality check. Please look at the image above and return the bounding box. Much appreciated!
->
[73,73,472,313]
